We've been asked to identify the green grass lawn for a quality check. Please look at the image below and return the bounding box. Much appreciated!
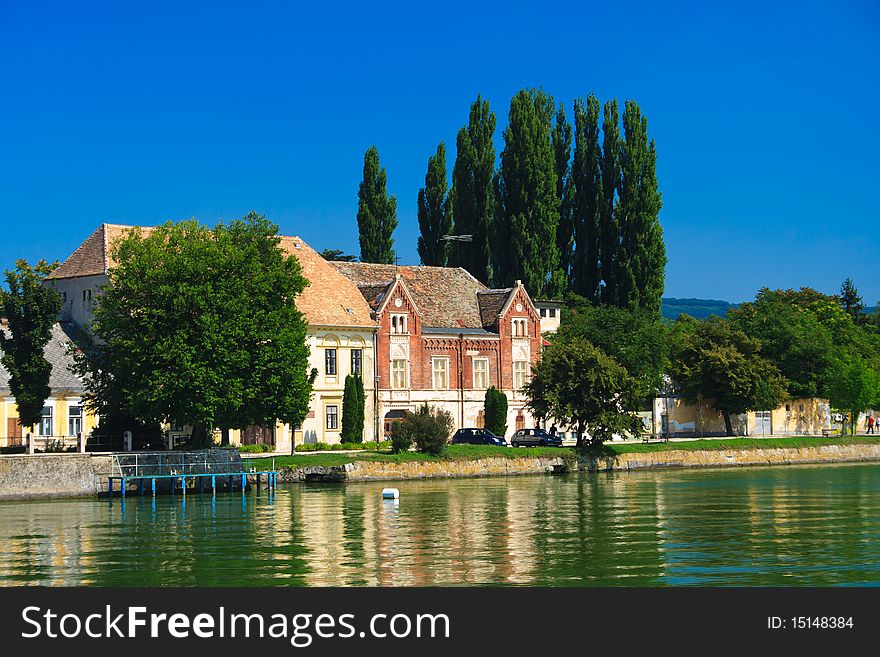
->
[250,435,880,470]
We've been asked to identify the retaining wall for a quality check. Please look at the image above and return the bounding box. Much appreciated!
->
[0,453,113,499]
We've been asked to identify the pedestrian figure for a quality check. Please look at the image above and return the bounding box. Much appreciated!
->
[868,415,876,435]
[550,424,558,437]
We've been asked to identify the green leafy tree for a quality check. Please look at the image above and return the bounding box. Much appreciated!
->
[417,142,453,266]
[569,94,603,300]
[826,354,880,435]
[483,386,508,437]
[357,146,398,264]
[551,102,573,296]
[558,301,666,401]
[320,249,357,262]
[525,335,642,446]
[729,287,867,399]
[668,316,788,436]
[341,374,365,442]
[450,95,496,284]
[839,277,864,323]
[614,100,665,316]
[0,260,62,428]
[493,88,560,296]
[75,214,316,448]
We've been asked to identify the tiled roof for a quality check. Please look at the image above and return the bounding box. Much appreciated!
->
[0,323,84,393]
[47,224,374,328]
[477,289,513,330]
[278,237,375,327]
[47,224,154,280]
[332,262,515,331]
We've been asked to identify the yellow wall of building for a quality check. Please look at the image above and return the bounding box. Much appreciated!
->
[1,395,98,448]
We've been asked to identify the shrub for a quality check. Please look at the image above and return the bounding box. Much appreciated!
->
[394,403,454,456]
[238,443,272,453]
[484,386,508,437]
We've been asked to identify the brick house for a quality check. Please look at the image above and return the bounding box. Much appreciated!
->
[331,263,542,438]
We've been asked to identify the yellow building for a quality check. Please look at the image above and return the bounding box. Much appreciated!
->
[45,225,377,452]
[1,321,99,450]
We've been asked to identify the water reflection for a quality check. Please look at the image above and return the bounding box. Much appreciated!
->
[1,463,879,586]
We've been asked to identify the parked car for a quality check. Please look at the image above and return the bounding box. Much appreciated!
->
[510,428,563,448]
[451,428,508,446]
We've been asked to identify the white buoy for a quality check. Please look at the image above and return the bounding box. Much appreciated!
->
[382,487,399,499]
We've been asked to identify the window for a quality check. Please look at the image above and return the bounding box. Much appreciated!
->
[38,405,53,436]
[391,314,408,334]
[325,405,339,430]
[513,361,528,390]
[473,358,488,390]
[549,308,556,318]
[325,348,337,375]
[61,292,67,303]
[512,318,528,337]
[540,308,546,317]
[82,290,87,301]
[351,349,363,376]
[432,357,449,389]
[391,359,407,389]
[68,405,82,436]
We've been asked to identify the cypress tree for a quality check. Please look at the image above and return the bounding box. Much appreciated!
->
[569,95,602,301]
[599,100,621,305]
[341,374,364,442]
[616,100,665,315]
[483,386,508,437]
[551,102,573,298]
[450,96,496,285]
[493,88,560,296]
[356,146,398,264]
[417,142,452,266]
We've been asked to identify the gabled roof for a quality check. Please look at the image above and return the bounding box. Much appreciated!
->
[47,224,154,280]
[278,237,375,328]
[331,262,490,329]
[0,323,84,393]
[477,289,513,330]
[46,224,374,329]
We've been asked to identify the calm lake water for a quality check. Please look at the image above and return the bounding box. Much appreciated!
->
[2,463,880,586]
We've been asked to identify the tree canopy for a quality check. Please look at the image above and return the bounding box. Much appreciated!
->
[667,316,788,436]
[0,259,62,428]
[417,142,452,266]
[525,334,642,446]
[75,214,315,447]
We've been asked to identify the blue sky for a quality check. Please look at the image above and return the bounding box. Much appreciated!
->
[1,0,877,303]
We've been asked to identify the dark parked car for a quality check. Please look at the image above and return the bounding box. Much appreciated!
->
[510,428,563,448]
[451,428,508,446]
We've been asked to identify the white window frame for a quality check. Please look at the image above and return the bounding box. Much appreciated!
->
[513,360,529,390]
[391,359,408,389]
[391,313,408,335]
[38,405,53,436]
[325,404,339,430]
[67,403,83,436]
[473,357,489,390]
[512,318,528,337]
[432,357,449,390]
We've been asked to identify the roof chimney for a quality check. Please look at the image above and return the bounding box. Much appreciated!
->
[515,279,522,287]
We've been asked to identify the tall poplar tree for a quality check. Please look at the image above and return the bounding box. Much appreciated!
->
[569,94,602,301]
[551,102,573,297]
[356,146,398,264]
[450,96,496,284]
[616,100,665,316]
[493,88,560,296]
[416,142,452,266]
[599,99,621,305]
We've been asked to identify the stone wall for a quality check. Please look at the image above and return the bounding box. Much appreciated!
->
[278,455,567,483]
[582,443,880,471]
[0,453,113,499]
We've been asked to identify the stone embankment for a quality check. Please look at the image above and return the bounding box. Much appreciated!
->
[277,456,567,483]
[580,443,880,471]
[0,453,113,499]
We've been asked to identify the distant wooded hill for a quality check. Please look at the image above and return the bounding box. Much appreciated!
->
[661,298,737,320]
